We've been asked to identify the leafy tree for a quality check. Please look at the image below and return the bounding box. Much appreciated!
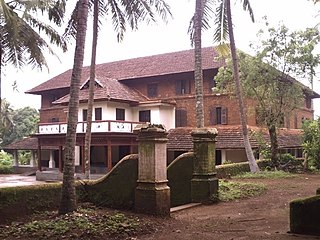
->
[216,24,320,167]
[0,99,14,146]
[0,103,39,147]
[0,0,67,112]
[302,119,320,169]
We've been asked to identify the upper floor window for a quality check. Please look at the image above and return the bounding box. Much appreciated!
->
[210,106,228,125]
[139,110,151,122]
[175,109,187,127]
[306,98,312,109]
[95,107,102,121]
[51,117,59,123]
[82,109,88,121]
[147,83,158,98]
[116,108,125,121]
[176,79,191,95]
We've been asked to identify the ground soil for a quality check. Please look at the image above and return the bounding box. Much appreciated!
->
[140,173,320,240]
[1,173,320,239]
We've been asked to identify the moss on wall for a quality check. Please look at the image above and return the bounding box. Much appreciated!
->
[216,160,271,178]
[0,184,62,223]
[167,152,194,207]
[290,195,320,236]
[85,154,138,209]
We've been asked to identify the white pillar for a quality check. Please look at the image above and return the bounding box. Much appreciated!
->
[31,151,37,167]
[75,146,80,166]
[13,150,19,166]
[49,150,55,168]
[221,150,227,163]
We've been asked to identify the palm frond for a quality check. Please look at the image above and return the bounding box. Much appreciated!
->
[241,0,254,22]
[213,0,228,45]
[188,0,215,46]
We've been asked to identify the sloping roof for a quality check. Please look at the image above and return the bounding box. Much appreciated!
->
[167,126,303,151]
[53,77,148,104]
[26,47,222,94]
[2,137,57,150]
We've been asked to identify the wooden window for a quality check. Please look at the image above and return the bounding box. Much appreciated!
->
[306,98,312,109]
[210,106,228,125]
[175,109,187,127]
[95,107,102,121]
[116,108,125,121]
[82,109,88,121]
[147,83,158,98]
[139,110,151,122]
[51,117,59,123]
[176,79,191,95]
[294,114,298,129]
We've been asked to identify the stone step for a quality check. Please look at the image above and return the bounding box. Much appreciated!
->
[170,203,201,213]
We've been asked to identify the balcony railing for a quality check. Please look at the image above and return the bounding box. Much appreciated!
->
[38,120,143,134]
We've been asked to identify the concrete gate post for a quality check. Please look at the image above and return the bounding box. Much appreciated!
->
[134,124,170,216]
[191,128,219,202]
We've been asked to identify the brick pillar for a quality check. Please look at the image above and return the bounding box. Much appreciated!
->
[191,128,219,202]
[134,124,170,216]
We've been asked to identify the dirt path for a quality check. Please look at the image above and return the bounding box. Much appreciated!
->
[140,173,320,240]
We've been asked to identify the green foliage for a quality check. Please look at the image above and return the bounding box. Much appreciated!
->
[18,151,32,165]
[302,119,320,169]
[235,170,294,179]
[217,180,266,202]
[0,150,13,174]
[0,207,141,240]
[0,102,39,147]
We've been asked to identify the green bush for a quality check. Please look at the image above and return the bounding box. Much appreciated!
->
[216,159,271,178]
[0,150,13,174]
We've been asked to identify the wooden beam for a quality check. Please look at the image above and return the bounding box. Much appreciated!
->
[107,140,112,171]
[59,146,63,172]
[37,140,42,171]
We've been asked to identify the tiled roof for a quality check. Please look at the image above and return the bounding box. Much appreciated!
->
[53,77,148,104]
[167,126,303,151]
[26,47,222,94]
[2,137,58,150]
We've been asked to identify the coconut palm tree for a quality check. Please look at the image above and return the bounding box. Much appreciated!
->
[0,0,67,113]
[59,0,171,211]
[216,0,259,172]
[59,0,89,214]
[82,0,171,179]
[189,0,259,172]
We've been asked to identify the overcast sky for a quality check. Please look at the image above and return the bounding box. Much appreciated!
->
[2,0,320,116]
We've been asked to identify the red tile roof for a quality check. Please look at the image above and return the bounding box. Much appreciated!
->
[3,137,58,150]
[53,77,148,104]
[167,126,303,151]
[26,47,223,94]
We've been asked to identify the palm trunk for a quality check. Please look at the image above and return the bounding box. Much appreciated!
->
[84,0,99,179]
[268,124,279,167]
[225,0,259,173]
[59,0,89,214]
[194,0,204,128]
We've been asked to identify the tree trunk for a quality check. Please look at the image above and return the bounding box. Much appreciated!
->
[194,0,204,128]
[225,0,259,173]
[59,0,89,214]
[84,0,99,179]
[268,124,279,167]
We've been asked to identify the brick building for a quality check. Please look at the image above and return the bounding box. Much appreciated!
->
[4,47,319,177]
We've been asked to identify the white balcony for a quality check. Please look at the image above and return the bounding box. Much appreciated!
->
[38,120,142,134]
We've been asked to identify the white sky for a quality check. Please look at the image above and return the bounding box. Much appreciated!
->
[2,0,320,117]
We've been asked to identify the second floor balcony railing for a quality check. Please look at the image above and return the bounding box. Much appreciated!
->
[38,120,143,134]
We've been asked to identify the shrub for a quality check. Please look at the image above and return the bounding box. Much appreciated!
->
[216,159,270,178]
